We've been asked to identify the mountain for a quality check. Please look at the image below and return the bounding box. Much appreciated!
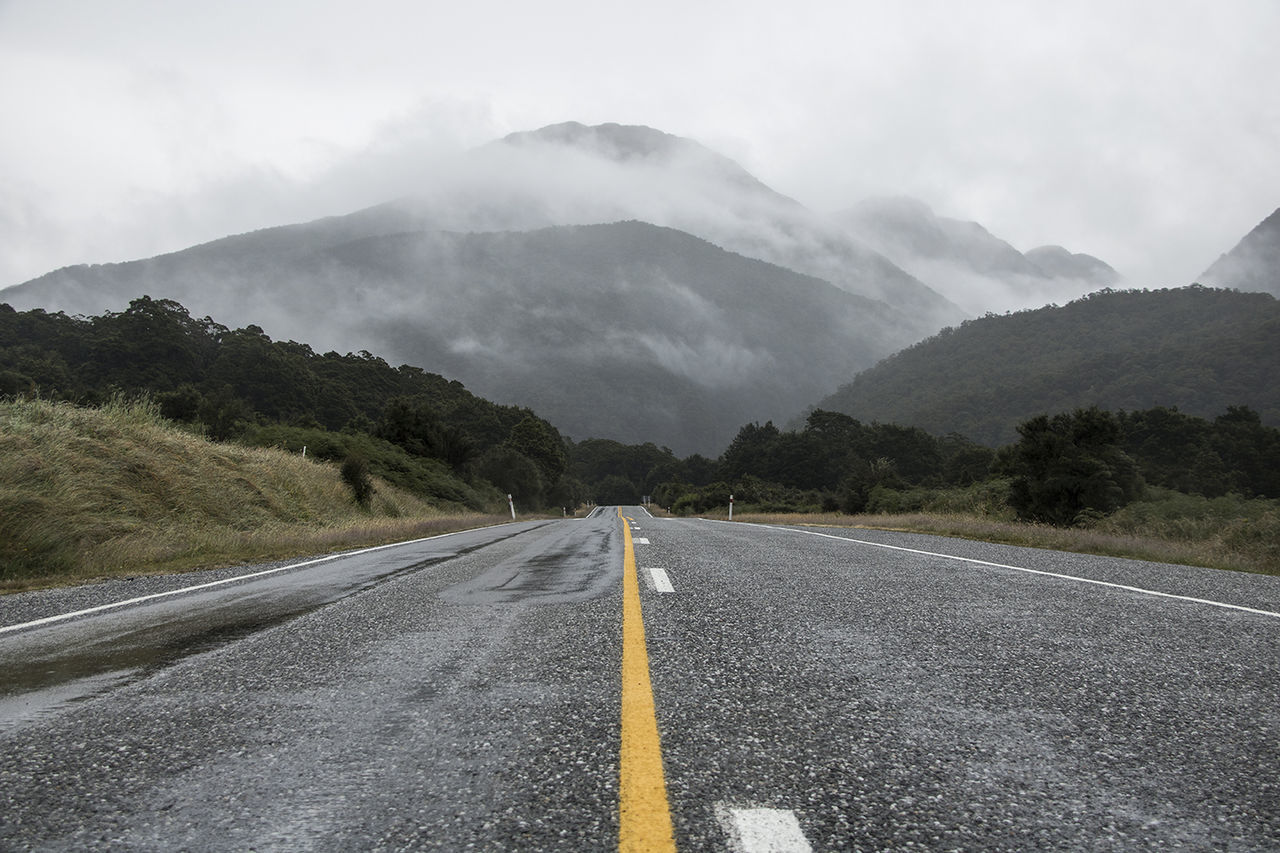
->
[388,122,967,337]
[0,122,966,453]
[836,196,1120,314]
[810,287,1280,446]
[4,222,892,455]
[1199,207,1280,297]
[2,122,1122,452]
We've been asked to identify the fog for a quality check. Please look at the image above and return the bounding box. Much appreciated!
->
[2,0,1278,302]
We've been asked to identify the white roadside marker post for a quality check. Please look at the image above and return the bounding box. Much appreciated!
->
[729,494,734,521]
[508,493,516,520]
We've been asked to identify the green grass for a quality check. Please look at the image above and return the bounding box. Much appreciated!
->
[0,397,509,591]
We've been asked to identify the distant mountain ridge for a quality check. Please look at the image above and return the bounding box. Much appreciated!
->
[1,121,1131,452]
[837,196,1120,314]
[1200,207,1280,297]
[5,221,895,454]
[812,287,1280,446]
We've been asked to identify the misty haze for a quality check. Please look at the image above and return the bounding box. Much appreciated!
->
[2,5,1279,852]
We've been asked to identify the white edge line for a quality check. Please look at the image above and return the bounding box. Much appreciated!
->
[0,524,511,635]
[700,518,1280,619]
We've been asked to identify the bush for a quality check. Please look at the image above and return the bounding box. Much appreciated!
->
[340,453,375,507]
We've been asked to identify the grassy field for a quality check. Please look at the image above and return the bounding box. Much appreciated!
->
[709,505,1280,576]
[0,398,511,592]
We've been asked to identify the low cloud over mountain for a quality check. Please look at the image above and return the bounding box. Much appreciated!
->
[1,122,1132,451]
[837,196,1120,314]
[1199,207,1280,297]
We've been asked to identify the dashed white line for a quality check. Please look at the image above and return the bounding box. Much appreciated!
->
[634,537,651,545]
[716,804,812,853]
[645,568,675,593]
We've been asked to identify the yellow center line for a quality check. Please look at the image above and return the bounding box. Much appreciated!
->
[618,509,677,852]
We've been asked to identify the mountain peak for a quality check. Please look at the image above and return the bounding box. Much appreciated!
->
[1200,206,1280,297]
[1024,245,1118,283]
[500,121,701,163]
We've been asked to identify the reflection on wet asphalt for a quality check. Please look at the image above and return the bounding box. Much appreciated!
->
[439,520,618,605]
[0,521,555,727]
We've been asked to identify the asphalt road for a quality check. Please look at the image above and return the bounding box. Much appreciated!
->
[1,508,1278,851]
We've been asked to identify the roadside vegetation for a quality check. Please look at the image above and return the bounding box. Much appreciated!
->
[0,297,582,513]
[718,494,1280,575]
[0,397,508,591]
[4,298,1278,583]
[572,408,1280,575]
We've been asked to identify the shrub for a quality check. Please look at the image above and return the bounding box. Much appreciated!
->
[341,453,375,507]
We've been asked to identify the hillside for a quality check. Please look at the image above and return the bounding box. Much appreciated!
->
[3,223,894,455]
[0,398,500,587]
[812,287,1280,446]
[0,297,563,508]
[1200,207,1280,297]
[0,122,1131,451]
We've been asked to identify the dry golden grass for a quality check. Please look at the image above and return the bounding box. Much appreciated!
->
[0,398,508,592]
[714,510,1279,575]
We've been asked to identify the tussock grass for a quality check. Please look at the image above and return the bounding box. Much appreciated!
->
[718,508,1279,575]
[0,398,506,591]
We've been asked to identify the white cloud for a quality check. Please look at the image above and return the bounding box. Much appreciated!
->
[0,0,1277,294]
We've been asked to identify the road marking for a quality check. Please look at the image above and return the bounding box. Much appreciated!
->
[0,526,511,636]
[706,520,1280,619]
[645,568,675,593]
[716,805,813,853]
[634,537,650,545]
[618,510,676,852]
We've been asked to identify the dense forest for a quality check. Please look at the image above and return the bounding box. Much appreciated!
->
[812,287,1280,445]
[4,297,1278,529]
[573,406,1280,525]
[0,297,575,510]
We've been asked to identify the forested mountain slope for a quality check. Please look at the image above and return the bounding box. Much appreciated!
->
[812,287,1280,446]
[0,122,1130,451]
[2,223,891,455]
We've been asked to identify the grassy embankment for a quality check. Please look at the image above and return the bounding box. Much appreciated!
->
[0,398,510,592]
[709,501,1280,575]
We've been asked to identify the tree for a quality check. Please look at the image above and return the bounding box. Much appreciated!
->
[503,415,567,484]
[595,474,640,505]
[198,384,254,441]
[476,446,546,508]
[1000,407,1144,525]
[376,396,444,458]
[720,421,781,481]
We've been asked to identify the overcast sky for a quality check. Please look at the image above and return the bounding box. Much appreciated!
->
[2,0,1278,292]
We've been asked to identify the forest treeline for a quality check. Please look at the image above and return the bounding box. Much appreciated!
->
[572,406,1280,527]
[0,298,576,510]
[4,298,1278,527]
[813,286,1280,445]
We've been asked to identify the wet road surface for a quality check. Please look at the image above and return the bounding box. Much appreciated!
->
[1,509,1278,850]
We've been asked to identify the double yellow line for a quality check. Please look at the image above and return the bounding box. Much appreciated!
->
[618,510,676,852]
